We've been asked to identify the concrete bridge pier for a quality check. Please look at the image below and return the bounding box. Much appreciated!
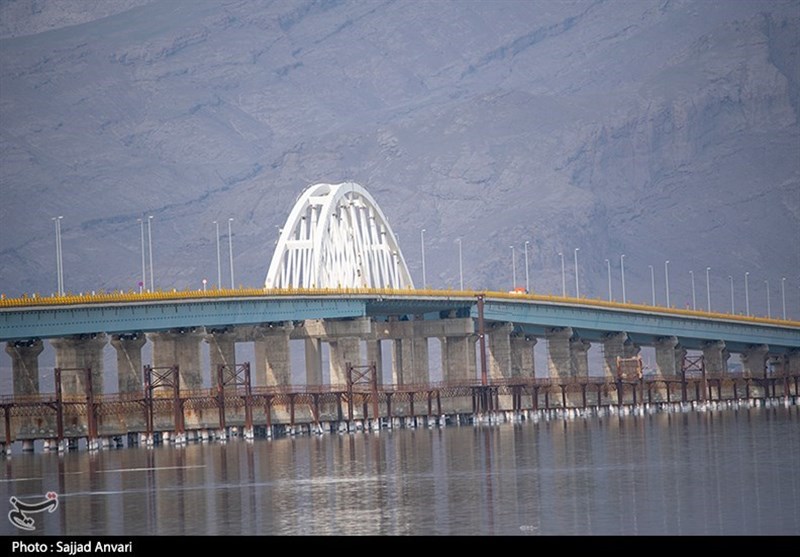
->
[111,333,146,393]
[366,339,384,385]
[205,328,236,384]
[6,339,43,396]
[568,336,590,407]
[253,322,293,386]
[545,327,573,409]
[392,337,428,385]
[602,332,628,381]
[653,336,681,402]
[510,334,535,378]
[304,338,323,386]
[703,341,730,377]
[51,334,108,395]
[741,344,770,398]
[148,329,204,390]
[487,322,513,381]
[330,337,362,385]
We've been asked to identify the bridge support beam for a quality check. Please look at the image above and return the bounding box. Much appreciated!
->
[741,344,769,378]
[110,333,146,393]
[603,332,628,380]
[392,337,428,385]
[546,327,573,380]
[788,350,800,375]
[330,338,361,386]
[305,338,323,386]
[702,340,729,377]
[570,336,591,379]
[51,334,108,394]
[488,322,513,380]
[441,335,475,383]
[510,334,536,378]
[654,336,681,378]
[206,328,236,386]
[5,339,43,395]
[366,340,384,385]
[148,329,204,390]
[254,323,294,386]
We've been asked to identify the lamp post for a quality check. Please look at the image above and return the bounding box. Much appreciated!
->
[605,258,611,301]
[649,265,655,306]
[620,254,626,303]
[728,275,734,314]
[665,260,670,307]
[511,246,517,290]
[524,241,530,293]
[420,228,426,288]
[228,218,235,289]
[558,252,566,297]
[147,216,154,292]
[456,238,463,291]
[574,248,580,298]
[781,277,786,320]
[706,267,711,312]
[745,272,750,317]
[689,270,696,310]
[138,218,145,294]
[765,279,771,319]
[52,216,64,296]
[213,220,222,289]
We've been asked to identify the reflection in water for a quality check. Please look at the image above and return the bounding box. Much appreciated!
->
[1,406,798,535]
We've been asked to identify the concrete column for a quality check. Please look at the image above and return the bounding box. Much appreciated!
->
[546,327,573,380]
[510,335,536,378]
[787,350,800,375]
[487,322,513,380]
[602,332,628,380]
[441,335,475,383]
[305,338,323,386]
[5,339,43,395]
[392,337,429,385]
[702,340,729,377]
[570,337,591,378]
[51,334,108,395]
[366,340,384,384]
[110,333,146,393]
[623,340,641,359]
[654,336,680,378]
[741,344,769,377]
[253,323,294,386]
[329,337,361,385]
[148,329,204,390]
[205,329,236,387]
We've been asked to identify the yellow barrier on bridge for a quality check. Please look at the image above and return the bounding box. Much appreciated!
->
[0,286,797,328]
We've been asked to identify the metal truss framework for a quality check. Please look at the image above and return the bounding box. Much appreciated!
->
[264,182,415,289]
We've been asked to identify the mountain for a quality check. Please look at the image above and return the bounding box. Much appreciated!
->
[1,0,798,321]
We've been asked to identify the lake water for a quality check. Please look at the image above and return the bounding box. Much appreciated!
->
[2,403,798,536]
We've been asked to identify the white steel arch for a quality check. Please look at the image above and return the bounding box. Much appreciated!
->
[264,182,415,289]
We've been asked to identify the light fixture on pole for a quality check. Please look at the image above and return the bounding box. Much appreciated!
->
[728,276,734,314]
[706,267,711,312]
[690,270,696,310]
[605,258,611,301]
[138,218,145,294]
[511,246,517,290]
[765,279,771,318]
[456,238,463,291]
[620,254,626,303]
[649,265,655,306]
[781,277,786,320]
[573,248,580,298]
[420,228,426,288]
[664,260,670,307]
[524,241,530,293]
[745,272,750,316]
[228,218,235,289]
[558,252,566,297]
[52,216,64,296]
[147,215,154,292]
[214,220,221,289]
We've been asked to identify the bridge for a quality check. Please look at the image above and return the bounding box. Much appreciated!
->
[1,182,799,452]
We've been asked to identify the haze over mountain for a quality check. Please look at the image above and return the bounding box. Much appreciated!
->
[1,0,798,321]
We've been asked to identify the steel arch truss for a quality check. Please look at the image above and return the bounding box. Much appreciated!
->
[265,182,415,289]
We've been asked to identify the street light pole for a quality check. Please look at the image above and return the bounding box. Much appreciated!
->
[765,279,771,318]
[147,216,154,292]
[605,258,611,301]
[511,246,516,290]
[781,277,786,320]
[665,260,670,307]
[457,238,463,291]
[228,218,235,289]
[420,228,426,288]
[728,275,734,314]
[649,265,655,306]
[690,270,696,310]
[745,272,750,316]
[706,267,711,312]
[558,252,565,297]
[524,241,530,293]
[214,221,222,289]
[574,248,580,298]
[52,216,64,296]
[620,254,626,303]
[138,218,145,294]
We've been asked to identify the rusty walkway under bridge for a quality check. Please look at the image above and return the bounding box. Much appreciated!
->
[2,361,798,454]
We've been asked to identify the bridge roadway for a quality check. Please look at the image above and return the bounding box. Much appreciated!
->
[1,287,798,353]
